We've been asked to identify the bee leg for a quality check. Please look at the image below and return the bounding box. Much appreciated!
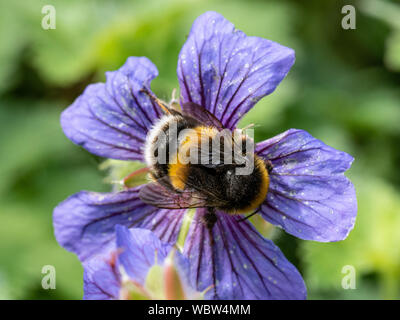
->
[238,207,261,222]
[265,159,273,173]
[202,208,217,247]
[202,207,218,231]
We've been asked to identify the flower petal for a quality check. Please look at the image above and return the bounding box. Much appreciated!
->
[83,226,195,300]
[256,129,357,242]
[83,254,120,300]
[53,186,186,261]
[116,226,171,285]
[183,209,306,300]
[61,57,162,161]
[177,11,294,129]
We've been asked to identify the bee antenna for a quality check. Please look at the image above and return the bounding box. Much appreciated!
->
[140,87,171,114]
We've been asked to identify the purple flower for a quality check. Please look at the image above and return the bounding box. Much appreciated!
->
[84,225,198,300]
[54,11,357,300]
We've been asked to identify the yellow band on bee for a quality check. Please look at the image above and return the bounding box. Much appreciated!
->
[169,153,189,191]
[169,126,218,191]
[232,155,270,214]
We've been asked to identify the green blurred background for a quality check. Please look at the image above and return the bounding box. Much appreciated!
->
[0,0,399,299]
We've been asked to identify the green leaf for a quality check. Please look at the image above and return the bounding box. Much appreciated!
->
[385,31,400,71]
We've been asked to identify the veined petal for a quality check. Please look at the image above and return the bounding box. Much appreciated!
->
[256,129,357,242]
[83,254,120,300]
[61,57,162,161]
[83,226,195,300]
[183,209,306,300]
[177,11,294,129]
[53,186,186,262]
[116,226,171,285]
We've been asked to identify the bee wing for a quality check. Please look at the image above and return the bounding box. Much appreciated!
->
[182,172,229,207]
[181,102,224,130]
[139,171,228,209]
[139,180,212,209]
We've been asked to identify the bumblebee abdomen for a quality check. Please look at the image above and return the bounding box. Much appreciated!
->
[221,156,269,214]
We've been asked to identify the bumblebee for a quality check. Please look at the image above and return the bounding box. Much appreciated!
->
[138,89,270,231]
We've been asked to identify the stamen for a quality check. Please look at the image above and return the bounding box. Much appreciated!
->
[170,88,177,103]
[169,88,181,111]
[241,123,255,132]
[109,180,124,186]
[123,167,150,188]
